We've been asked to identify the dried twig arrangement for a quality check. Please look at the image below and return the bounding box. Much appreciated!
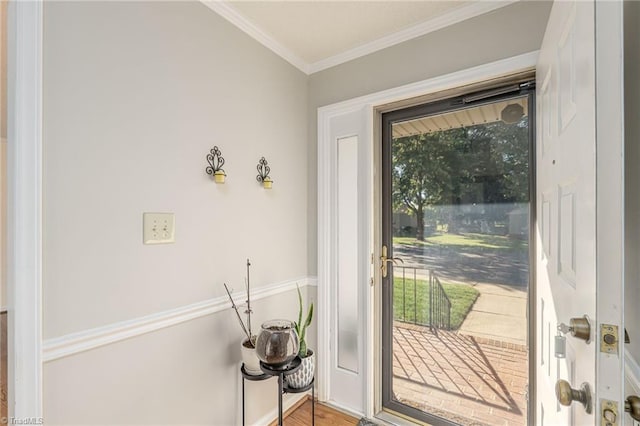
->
[223,258,255,348]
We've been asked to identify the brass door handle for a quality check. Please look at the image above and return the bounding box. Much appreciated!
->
[626,395,640,421]
[555,380,592,414]
[380,245,404,278]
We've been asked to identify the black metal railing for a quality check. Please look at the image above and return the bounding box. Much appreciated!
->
[429,271,451,330]
[393,266,452,330]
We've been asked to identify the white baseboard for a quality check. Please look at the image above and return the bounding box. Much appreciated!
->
[43,276,317,362]
[626,350,640,393]
[253,393,310,426]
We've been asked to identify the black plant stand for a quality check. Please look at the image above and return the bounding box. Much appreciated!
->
[240,357,315,426]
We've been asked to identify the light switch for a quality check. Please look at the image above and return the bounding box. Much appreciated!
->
[143,213,175,244]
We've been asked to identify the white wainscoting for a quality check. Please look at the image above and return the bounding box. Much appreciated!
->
[43,276,317,362]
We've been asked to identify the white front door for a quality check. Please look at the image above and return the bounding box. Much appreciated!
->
[535,1,624,424]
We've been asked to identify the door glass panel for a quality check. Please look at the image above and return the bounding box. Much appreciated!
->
[337,135,359,373]
[383,94,531,425]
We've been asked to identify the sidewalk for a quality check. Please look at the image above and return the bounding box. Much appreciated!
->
[458,282,528,347]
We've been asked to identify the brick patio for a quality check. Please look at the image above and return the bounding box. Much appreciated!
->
[392,322,528,426]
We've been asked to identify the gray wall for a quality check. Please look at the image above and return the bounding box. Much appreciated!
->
[42,2,308,424]
[306,0,552,273]
[625,0,640,370]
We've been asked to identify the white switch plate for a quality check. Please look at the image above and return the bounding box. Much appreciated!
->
[143,212,175,244]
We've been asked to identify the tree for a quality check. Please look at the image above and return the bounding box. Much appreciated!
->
[392,116,529,240]
[392,131,457,240]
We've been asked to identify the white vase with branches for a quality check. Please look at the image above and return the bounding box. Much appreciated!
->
[224,259,261,375]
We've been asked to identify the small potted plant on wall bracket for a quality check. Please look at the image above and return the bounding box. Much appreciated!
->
[286,284,314,389]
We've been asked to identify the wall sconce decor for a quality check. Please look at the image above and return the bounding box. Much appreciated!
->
[206,146,226,183]
[256,157,273,189]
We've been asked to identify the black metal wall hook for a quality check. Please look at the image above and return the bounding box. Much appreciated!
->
[256,157,272,183]
[205,146,226,177]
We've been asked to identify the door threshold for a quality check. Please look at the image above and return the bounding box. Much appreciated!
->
[322,399,364,420]
[375,409,429,426]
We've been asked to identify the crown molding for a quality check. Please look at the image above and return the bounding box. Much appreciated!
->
[200,0,310,74]
[308,1,518,74]
[200,0,517,75]
[43,276,317,362]
[317,51,537,116]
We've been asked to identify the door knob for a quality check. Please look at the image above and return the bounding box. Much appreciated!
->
[626,395,640,421]
[555,380,592,414]
[557,315,592,343]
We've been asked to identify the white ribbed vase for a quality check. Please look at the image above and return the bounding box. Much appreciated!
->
[241,337,261,375]
[286,350,315,389]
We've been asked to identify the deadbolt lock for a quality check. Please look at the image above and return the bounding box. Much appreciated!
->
[558,315,592,343]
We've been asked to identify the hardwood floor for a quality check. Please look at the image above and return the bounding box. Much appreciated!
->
[1,311,6,425]
[271,397,359,426]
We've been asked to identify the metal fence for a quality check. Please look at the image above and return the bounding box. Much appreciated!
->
[394,266,452,331]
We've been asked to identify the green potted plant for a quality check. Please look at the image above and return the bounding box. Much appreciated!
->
[286,284,314,389]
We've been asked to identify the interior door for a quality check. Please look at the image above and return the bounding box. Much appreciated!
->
[535,1,624,425]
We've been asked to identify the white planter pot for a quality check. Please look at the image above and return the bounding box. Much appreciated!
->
[241,337,262,375]
[286,349,315,389]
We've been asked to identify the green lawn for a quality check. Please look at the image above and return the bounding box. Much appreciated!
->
[394,232,528,252]
[393,276,479,330]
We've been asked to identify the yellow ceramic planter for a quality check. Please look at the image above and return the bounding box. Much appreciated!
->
[214,171,226,183]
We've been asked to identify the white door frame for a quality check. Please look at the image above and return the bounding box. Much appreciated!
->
[317,51,538,419]
[6,0,44,418]
[594,0,625,411]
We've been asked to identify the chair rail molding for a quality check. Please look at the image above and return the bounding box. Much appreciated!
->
[43,276,317,363]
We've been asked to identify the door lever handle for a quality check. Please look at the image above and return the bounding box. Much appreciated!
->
[380,245,404,278]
